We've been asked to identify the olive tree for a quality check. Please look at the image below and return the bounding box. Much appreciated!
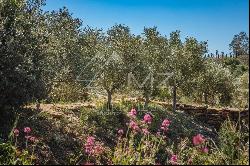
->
[232,72,249,108]
[91,25,135,109]
[195,60,234,106]
[138,27,170,109]
[167,31,207,111]
[43,7,83,101]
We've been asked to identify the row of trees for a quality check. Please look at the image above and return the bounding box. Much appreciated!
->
[205,31,249,59]
[205,52,235,58]
[0,0,248,112]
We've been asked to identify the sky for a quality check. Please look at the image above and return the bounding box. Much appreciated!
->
[43,0,249,54]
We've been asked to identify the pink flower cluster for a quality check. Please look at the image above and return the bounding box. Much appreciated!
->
[193,134,205,146]
[129,121,140,132]
[170,154,178,165]
[128,108,137,118]
[84,136,104,156]
[127,108,154,135]
[160,119,171,132]
[193,134,209,153]
[202,147,209,153]
[13,129,19,137]
[85,136,95,155]
[24,127,31,133]
[127,108,175,136]
[25,136,37,143]
[13,127,38,143]
[143,114,152,124]
[117,129,124,136]
[24,127,37,143]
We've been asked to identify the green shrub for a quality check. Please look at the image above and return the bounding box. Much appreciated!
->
[216,119,249,165]
[80,104,128,145]
[0,142,33,165]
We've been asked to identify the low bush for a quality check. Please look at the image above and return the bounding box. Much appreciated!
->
[0,126,39,165]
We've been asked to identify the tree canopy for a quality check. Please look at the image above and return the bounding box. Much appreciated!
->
[0,0,248,111]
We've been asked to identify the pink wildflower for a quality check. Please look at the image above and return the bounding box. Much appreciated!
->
[24,127,31,134]
[160,119,171,132]
[128,108,137,118]
[170,154,178,165]
[29,136,37,143]
[87,136,95,144]
[129,121,140,132]
[160,126,169,131]
[202,147,209,153]
[193,134,205,146]
[85,136,95,155]
[162,119,171,127]
[143,114,152,124]
[118,129,124,136]
[13,129,19,137]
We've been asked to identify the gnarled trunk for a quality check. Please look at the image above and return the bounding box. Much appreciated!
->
[107,90,112,110]
[204,92,208,104]
[144,95,150,110]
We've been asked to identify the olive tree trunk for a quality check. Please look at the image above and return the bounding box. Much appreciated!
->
[144,95,150,110]
[107,90,112,110]
[204,92,208,104]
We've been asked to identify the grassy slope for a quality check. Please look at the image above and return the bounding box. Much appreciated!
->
[10,100,220,164]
